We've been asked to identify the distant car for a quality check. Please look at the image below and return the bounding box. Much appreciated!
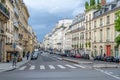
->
[49,51,53,54]
[31,52,39,60]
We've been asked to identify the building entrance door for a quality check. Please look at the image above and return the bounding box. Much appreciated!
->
[106,45,111,56]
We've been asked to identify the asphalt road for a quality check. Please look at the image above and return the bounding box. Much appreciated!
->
[0,52,120,80]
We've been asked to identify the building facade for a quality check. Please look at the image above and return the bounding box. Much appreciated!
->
[70,13,85,54]
[0,0,38,62]
[91,0,120,57]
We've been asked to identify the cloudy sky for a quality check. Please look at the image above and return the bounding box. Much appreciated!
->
[23,0,113,42]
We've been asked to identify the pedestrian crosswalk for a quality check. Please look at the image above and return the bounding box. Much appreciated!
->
[18,64,86,71]
[40,65,45,70]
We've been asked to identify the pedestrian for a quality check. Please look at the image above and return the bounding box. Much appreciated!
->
[104,53,106,57]
[26,51,30,60]
[12,54,17,68]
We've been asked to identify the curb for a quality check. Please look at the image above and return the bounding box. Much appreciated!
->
[62,58,79,64]
[62,58,93,64]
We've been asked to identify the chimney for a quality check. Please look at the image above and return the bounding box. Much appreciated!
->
[101,0,106,6]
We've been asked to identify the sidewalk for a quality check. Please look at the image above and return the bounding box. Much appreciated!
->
[56,56,120,68]
[0,58,29,72]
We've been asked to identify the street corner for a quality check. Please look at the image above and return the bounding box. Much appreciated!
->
[62,58,93,64]
[93,64,118,68]
[62,58,79,64]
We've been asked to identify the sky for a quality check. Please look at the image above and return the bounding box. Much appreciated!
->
[23,0,113,42]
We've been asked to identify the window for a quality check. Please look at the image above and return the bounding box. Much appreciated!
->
[94,31,96,42]
[89,14,91,20]
[107,16,110,24]
[86,16,88,21]
[100,18,103,26]
[100,30,102,42]
[86,24,88,30]
[94,21,96,28]
[107,28,110,41]
[89,32,91,40]
[89,23,91,30]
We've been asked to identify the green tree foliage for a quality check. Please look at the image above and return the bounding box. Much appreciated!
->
[115,10,120,47]
[90,0,96,6]
[85,1,89,10]
[115,35,120,47]
[115,11,120,31]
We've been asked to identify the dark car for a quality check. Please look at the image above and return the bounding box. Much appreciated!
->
[113,57,120,63]
[94,55,104,61]
[31,52,39,60]
[106,56,115,62]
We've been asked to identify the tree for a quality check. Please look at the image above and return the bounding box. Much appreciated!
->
[90,0,96,6]
[85,1,89,10]
[115,10,120,47]
[115,11,120,31]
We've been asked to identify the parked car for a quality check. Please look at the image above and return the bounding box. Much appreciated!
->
[82,54,90,59]
[75,53,81,58]
[70,53,76,57]
[49,51,53,54]
[105,56,115,62]
[94,55,104,61]
[113,57,120,63]
[31,52,39,60]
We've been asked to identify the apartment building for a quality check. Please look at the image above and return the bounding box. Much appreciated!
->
[91,0,120,57]
[0,0,37,62]
[44,19,72,53]
[70,13,85,54]
[0,0,10,62]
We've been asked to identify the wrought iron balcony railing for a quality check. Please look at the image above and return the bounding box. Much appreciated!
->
[0,2,10,19]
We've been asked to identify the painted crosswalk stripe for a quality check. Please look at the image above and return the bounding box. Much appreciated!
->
[65,64,76,68]
[73,64,86,69]
[40,65,45,70]
[57,65,66,69]
[49,65,55,69]
[29,65,35,70]
[19,66,26,70]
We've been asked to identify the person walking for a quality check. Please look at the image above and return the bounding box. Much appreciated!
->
[12,54,17,68]
[26,51,30,60]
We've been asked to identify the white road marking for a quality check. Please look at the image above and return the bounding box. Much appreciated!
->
[109,72,113,74]
[73,64,86,69]
[49,65,55,69]
[40,65,45,70]
[57,65,66,69]
[19,66,27,70]
[29,65,35,70]
[65,64,76,68]
[95,69,120,80]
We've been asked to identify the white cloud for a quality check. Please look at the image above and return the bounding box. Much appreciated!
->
[72,7,85,17]
[24,0,84,14]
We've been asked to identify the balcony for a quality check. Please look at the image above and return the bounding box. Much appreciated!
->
[0,2,10,20]
[6,43,12,45]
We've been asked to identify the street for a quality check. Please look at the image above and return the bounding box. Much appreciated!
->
[0,52,120,80]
